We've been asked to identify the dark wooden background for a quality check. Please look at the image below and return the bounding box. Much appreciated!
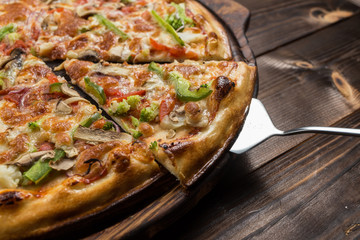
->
[151,0,360,239]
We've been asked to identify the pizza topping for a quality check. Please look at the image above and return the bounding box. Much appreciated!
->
[0,165,22,189]
[49,158,76,171]
[78,49,101,62]
[99,31,117,51]
[63,96,90,105]
[151,10,185,46]
[23,149,66,184]
[80,112,101,127]
[206,32,219,55]
[166,2,193,32]
[54,9,87,37]
[168,71,212,102]
[73,125,133,143]
[133,18,154,32]
[28,121,40,131]
[159,96,175,122]
[60,83,80,97]
[119,118,142,139]
[10,150,54,167]
[95,14,128,41]
[184,101,208,127]
[55,101,73,115]
[149,140,158,151]
[148,61,164,77]
[109,94,141,115]
[0,24,17,42]
[138,122,154,137]
[84,76,107,104]
[140,102,159,122]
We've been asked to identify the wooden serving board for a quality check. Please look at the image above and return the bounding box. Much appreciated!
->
[38,1,255,239]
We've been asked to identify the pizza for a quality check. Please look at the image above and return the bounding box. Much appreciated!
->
[0,0,256,239]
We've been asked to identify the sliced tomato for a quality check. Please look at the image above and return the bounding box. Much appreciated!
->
[159,97,175,122]
[106,90,146,104]
[149,38,186,58]
[46,73,59,84]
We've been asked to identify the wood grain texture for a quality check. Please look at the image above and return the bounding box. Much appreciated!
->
[244,13,360,171]
[198,0,255,64]
[238,0,359,56]
[155,108,360,240]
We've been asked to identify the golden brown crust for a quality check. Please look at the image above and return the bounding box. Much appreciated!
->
[155,62,256,186]
[187,0,232,60]
[0,142,160,240]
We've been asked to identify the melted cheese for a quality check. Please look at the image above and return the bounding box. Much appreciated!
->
[0,165,22,189]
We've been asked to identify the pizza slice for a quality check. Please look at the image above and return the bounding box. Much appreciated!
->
[0,55,160,239]
[64,59,256,185]
[33,0,231,62]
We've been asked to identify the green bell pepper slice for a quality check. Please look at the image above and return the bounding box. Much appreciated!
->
[148,62,164,77]
[49,82,63,93]
[84,76,107,105]
[23,149,65,184]
[151,10,185,46]
[80,112,102,127]
[0,23,17,41]
[95,14,128,41]
[168,71,212,102]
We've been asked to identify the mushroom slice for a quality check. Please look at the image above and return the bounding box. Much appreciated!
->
[63,147,78,158]
[49,158,76,171]
[63,97,90,105]
[78,49,100,62]
[9,150,54,167]
[60,83,80,97]
[55,100,72,115]
[74,126,133,143]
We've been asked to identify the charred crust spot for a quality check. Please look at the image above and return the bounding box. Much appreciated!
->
[160,143,169,150]
[0,191,24,207]
[83,158,102,175]
[161,141,192,155]
[214,76,235,102]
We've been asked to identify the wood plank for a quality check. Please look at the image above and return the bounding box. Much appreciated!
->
[236,0,359,56]
[244,13,360,170]
[154,107,360,240]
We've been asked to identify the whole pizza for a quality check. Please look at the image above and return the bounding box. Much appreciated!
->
[0,0,256,239]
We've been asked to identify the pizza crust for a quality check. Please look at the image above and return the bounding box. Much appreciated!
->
[0,148,160,240]
[187,0,232,60]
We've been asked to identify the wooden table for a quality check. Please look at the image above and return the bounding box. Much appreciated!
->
[152,0,360,239]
